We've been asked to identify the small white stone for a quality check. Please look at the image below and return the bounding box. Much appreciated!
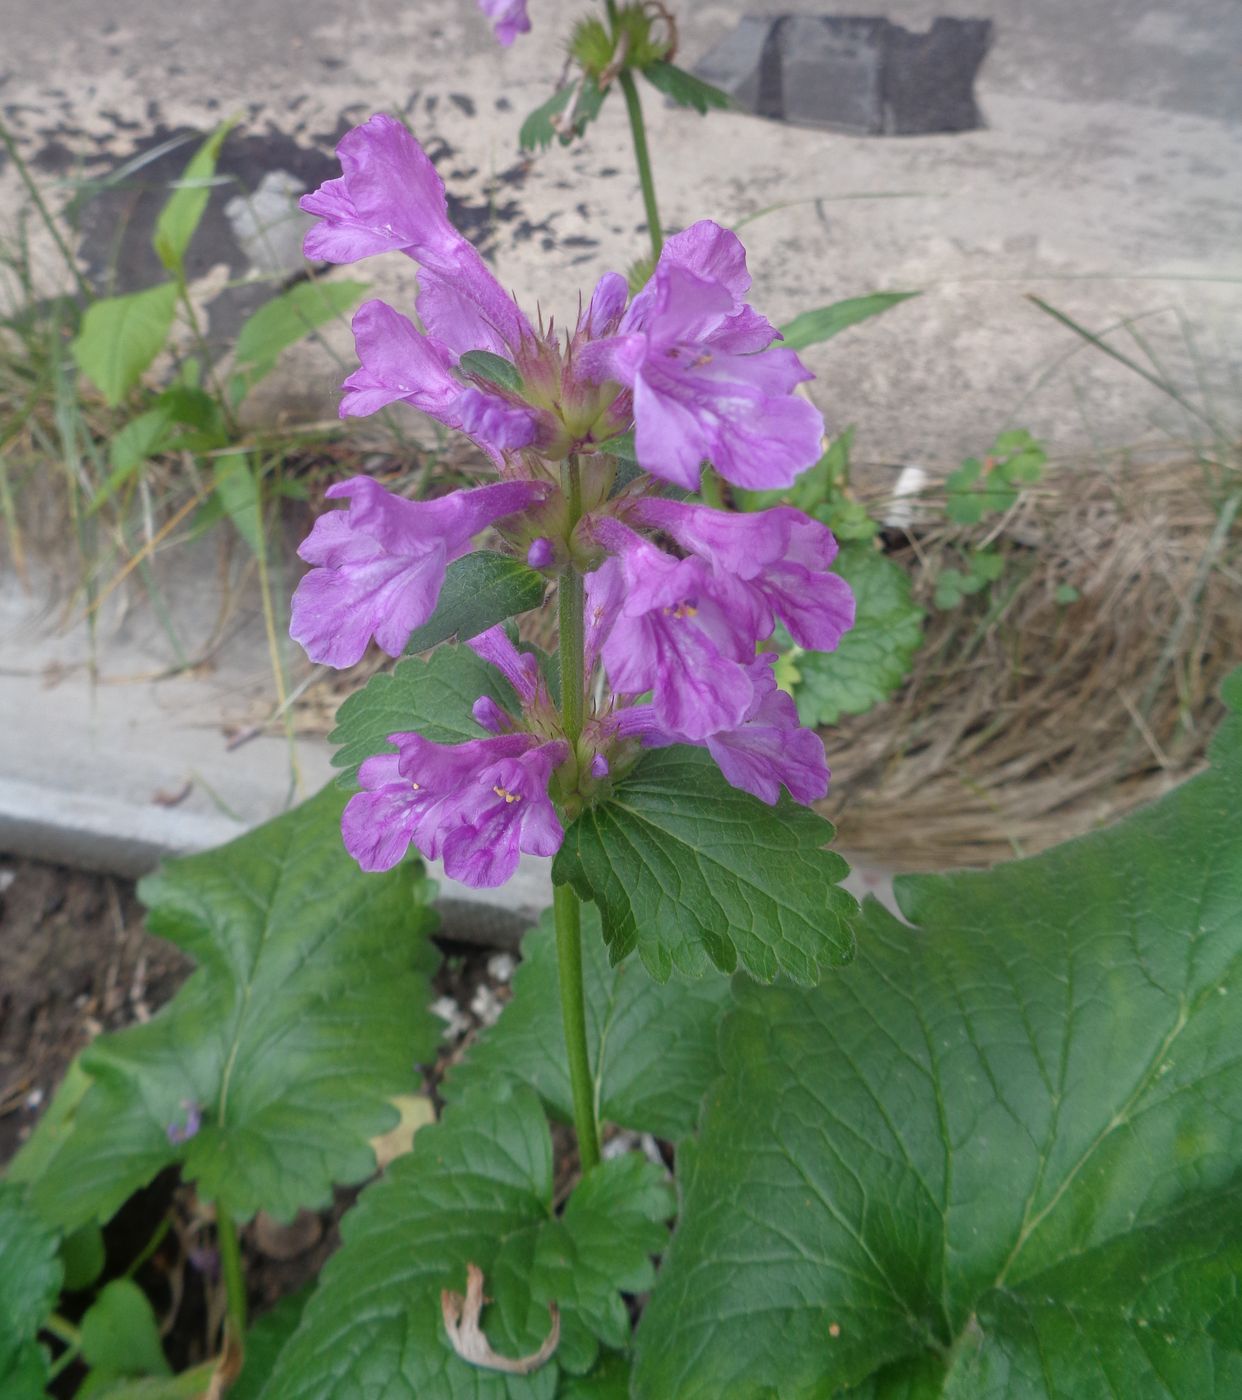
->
[486,952,517,984]
[431,995,470,1040]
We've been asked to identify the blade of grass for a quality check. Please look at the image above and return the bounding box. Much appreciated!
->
[1026,294,1223,434]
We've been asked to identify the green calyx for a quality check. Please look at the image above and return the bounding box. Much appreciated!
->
[570,6,671,81]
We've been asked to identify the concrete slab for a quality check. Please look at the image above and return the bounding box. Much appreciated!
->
[0,0,1237,467]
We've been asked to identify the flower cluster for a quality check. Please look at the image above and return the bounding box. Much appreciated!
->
[292,114,854,885]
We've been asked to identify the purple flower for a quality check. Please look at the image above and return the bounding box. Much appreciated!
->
[631,499,855,652]
[618,656,829,806]
[290,477,549,668]
[300,114,532,357]
[166,1099,202,1145]
[477,0,531,46]
[579,221,824,491]
[341,301,538,458]
[342,732,567,886]
[526,537,555,569]
[585,520,766,740]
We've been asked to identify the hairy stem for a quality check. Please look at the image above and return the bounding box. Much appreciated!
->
[559,456,585,748]
[617,70,663,259]
[553,453,600,1172]
[553,883,602,1172]
[215,1201,247,1340]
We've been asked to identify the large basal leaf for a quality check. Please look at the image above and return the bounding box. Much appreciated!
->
[261,1084,674,1399]
[442,903,731,1141]
[633,678,1242,1398]
[71,282,179,406]
[403,551,547,655]
[153,120,234,274]
[330,644,515,784]
[795,541,924,725]
[554,747,857,983]
[0,1184,62,1397]
[229,279,368,405]
[22,787,440,1231]
[779,291,920,352]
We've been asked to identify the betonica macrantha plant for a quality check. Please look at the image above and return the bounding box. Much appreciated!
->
[289,112,855,1163]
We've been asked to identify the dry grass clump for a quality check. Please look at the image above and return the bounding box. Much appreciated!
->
[824,445,1241,868]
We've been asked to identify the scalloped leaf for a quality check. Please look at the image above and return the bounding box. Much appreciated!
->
[553,747,857,983]
[21,787,440,1231]
[634,683,1242,1397]
[0,1184,62,1397]
[330,644,514,784]
[403,551,546,655]
[795,542,924,725]
[442,903,731,1141]
[261,1085,674,1398]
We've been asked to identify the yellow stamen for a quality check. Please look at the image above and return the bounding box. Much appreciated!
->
[661,601,699,620]
[410,781,421,791]
[492,785,522,804]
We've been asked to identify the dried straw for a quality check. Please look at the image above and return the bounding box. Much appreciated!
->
[822,445,1242,869]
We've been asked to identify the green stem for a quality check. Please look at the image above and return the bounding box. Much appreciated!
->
[558,456,585,749]
[553,884,601,1173]
[215,1201,247,1339]
[617,70,663,260]
[553,452,600,1173]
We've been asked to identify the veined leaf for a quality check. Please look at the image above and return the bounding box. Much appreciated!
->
[458,349,523,395]
[24,787,441,1231]
[442,903,731,1141]
[330,644,515,784]
[261,1085,674,1398]
[230,279,367,406]
[634,677,1242,1398]
[212,451,263,556]
[71,283,179,407]
[519,78,606,151]
[553,747,857,983]
[153,120,235,275]
[641,62,731,115]
[403,551,546,654]
[795,542,924,725]
[780,291,920,352]
[0,1184,61,1397]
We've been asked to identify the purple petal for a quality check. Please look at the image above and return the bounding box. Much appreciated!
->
[477,0,531,46]
[291,478,548,667]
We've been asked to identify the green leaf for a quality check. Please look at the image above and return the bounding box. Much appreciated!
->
[81,1279,171,1380]
[553,747,857,983]
[641,62,731,114]
[261,1085,674,1398]
[27,787,441,1231]
[443,903,731,1141]
[520,78,607,151]
[556,1353,631,1398]
[213,451,263,555]
[153,121,234,274]
[0,1184,62,1397]
[91,408,176,511]
[793,542,924,725]
[230,280,368,405]
[779,291,920,353]
[71,283,179,406]
[330,644,515,784]
[521,84,576,151]
[633,685,1242,1398]
[84,1367,218,1399]
[61,1222,106,1291]
[459,349,524,395]
[404,551,546,654]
